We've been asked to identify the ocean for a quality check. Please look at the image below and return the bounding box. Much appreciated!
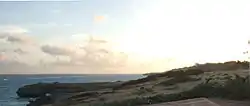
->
[0,74,143,106]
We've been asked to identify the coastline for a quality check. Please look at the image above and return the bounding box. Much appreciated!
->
[0,74,143,106]
[16,61,250,106]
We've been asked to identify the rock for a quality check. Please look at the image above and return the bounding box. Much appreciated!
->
[17,82,119,106]
[17,83,86,98]
[27,94,54,106]
[139,86,145,90]
[45,91,101,106]
[17,83,53,98]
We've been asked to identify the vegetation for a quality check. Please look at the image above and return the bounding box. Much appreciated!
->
[20,61,250,106]
[150,68,204,78]
[159,76,201,86]
[114,61,248,90]
[133,87,155,95]
[115,67,203,89]
[113,76,157,90]
[149,61,248,78]
[190,61,249,72]
[97,75,250,106]
[164,85,179,90]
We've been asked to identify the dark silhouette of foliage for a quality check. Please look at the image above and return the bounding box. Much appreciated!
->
[152,68,204,78]
[113,76,157,90]
[159,76,201,86]
[115,61,248,90]
[99,75,250,106]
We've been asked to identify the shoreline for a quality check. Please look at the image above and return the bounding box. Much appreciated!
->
[0,74,143,106]
[15,61,250,106]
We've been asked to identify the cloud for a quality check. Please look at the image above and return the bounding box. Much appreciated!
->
[0,32,170,74]
[0,49,7,53]
[0,26,33,44]
[0,48,27,55]
[0,33,8,39]
[0,59,36,74]
[41,45,74,56]
[13,48,27,54]
[93,15,108,23]
[25,22,57,28]
[45,37,129,73]
[0,26,146,74]
[0,33,34,44]
[6,34,32,43]
[26,22,73,28]
[0,26,28,34]
[0,54,6,61]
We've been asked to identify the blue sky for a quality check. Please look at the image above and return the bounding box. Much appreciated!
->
[0,0,250,74]
[0,1,137,40]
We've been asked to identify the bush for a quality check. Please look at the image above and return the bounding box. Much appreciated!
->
[133,87,154,95]
[184,74,250,100]
[113,76,157,90]
[99,75,250,106]
[185,69,204,75]
[223,75,250,100]
[159,76,201,86]
[164,85,179,90]
[155,68,204,78]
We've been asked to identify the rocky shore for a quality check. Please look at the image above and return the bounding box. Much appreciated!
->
[17,82,121,106]
[16,61,250,106]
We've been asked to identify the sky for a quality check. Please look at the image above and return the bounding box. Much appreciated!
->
[0,0,250,74]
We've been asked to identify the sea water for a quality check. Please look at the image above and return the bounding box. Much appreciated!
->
[0,74,143,106]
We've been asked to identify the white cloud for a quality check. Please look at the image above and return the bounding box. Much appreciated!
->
[0,33,176,74]
[0,54,6,61]
[0,59,37,74]
[41,45,74,56]
[0,26,28,34]
[6,34,32,44]
[0,26,34,44]
[13,48,27,54]
[36,36,134,73]
[27,22,58,28]
[26,22,73,28]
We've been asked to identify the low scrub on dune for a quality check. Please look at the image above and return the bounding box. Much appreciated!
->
[114,68,203,90]
[97,75,250,106]
[159,76,201,86]
[154,68,204,78]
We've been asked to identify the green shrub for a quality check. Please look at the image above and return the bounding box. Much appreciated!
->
[133,87,154,95]
[164,85,179,90]
[155,68,204,78]
[159,76,201,86]
[113,77,157,90]
[99,75,250,106]
[223,75,250,100]
[184,75,250,100]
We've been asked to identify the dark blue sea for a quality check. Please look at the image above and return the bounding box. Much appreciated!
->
[0,74,143,106]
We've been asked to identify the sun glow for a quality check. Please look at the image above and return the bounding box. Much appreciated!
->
[115,0,249,65]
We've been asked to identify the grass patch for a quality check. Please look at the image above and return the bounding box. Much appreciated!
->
[164,85,179,90]
[132,87,155,95]
[159,76,201,86]
[96,75,250,106]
